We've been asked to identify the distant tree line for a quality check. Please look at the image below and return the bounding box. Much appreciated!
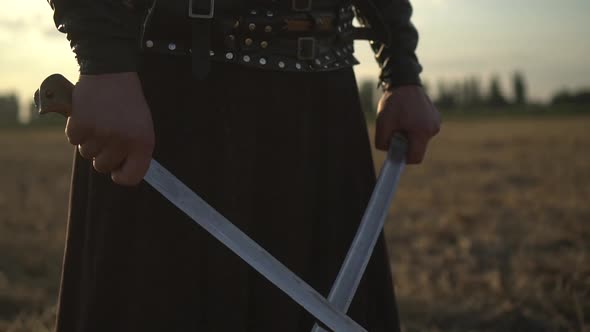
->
[0,94,62,126]
[1,71,590,125]
[426,72,528,110]
[357,71,590,115]
[551,89,590,106]
[0,93,19,126]
[356,72,534,114]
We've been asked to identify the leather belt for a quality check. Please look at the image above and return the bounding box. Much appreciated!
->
[140,0,370,76]
[141,35,360,73]
[189,0,214,79]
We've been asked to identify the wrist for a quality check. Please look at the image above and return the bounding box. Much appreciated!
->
[380,82,422,94]
[79,72,139,79]
[72,39,140,75]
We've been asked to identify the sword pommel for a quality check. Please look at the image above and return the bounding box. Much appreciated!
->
[35,74,74,118]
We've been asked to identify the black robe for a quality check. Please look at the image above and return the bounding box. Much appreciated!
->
[54,54,401,331]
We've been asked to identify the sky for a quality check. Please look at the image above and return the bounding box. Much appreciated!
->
[1,0,589,120]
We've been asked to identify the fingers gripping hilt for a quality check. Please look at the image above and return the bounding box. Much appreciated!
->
[34,74,74,118]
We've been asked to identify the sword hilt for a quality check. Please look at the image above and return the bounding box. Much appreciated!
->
[34,74,74,118]
[389,133,409,162]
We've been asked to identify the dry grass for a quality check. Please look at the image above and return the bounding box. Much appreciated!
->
[1,116,589,331]
[0,129,71,332]
[373,116,590,332]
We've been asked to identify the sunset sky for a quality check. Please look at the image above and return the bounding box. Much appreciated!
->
[1,0,589,120]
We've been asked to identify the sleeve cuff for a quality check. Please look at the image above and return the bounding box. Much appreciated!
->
[378,55,423,88]
[72,38,140,75]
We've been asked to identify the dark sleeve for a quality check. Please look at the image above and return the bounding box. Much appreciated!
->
[47,0,146,74]
[354,0,422,88]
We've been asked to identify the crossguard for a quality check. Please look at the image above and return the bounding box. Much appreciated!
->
[34,74,74,118]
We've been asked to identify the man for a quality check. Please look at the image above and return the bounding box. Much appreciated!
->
[47,0,440,331]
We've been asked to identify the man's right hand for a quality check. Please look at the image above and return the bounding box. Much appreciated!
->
[66,72,155,186]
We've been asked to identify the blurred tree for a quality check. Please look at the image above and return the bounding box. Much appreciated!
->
[421,80,432,98]
[451,82,462,106]
[463,77,483,107]
[358,79,376,114]
[573,90,590,104]
[29,98,63,126]
[461,79,471,107]
[512,71,527,105]
[552,89,590,106]
[435,80,457,110]
[488,75,508,107]
[0,93,19,126]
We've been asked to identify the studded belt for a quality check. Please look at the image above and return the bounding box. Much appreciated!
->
[141,1,371,74]
[143,37,359,72]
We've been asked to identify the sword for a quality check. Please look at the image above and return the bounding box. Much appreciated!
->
[311,135,406,332]
[36,73,407,331]
[35,74,363,331]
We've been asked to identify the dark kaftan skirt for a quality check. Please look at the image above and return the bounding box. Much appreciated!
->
[55,54,400,332]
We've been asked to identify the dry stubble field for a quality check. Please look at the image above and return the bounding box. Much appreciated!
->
[1,116,589,331]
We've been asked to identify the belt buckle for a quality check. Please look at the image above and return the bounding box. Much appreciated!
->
[189,0,214,19]
[297,37,317,60]
[292,0,312,12]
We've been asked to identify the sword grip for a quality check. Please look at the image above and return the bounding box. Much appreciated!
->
[34,74,74,118]
[389,133,409,162]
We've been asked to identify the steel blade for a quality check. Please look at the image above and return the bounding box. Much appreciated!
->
[312,135,407,332]
[144,160,366,332]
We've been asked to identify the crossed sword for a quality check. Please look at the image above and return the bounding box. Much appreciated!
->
[36,74,407,332]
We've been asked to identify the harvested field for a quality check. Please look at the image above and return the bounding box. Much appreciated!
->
[1,116,589,331]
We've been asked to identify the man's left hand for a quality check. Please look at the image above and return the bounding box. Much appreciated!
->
[375,85,441,164]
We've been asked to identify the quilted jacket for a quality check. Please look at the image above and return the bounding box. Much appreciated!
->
[47,0,422,86]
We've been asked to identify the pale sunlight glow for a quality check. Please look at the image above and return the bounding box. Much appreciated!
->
[1,0,588,120]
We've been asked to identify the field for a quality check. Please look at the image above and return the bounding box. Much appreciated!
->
[1,116,589,331]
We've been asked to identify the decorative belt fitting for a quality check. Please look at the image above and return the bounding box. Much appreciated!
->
[292,0,312,12]
[188,0,214,19]
[143,38,358,72]
[142,4,360,73]
[297,37,316,60]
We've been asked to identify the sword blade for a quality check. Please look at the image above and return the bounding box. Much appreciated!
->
[312,135,407,332]
[144,160,366,332]
[35,73,364,331]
